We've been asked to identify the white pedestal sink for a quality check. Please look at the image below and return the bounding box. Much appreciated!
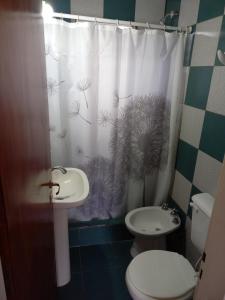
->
[52,168,89,287]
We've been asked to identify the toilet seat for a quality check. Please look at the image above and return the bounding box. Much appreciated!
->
[127,250,197,299]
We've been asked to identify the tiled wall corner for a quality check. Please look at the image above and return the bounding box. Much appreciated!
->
[164,0,181,26]
[170,0,225,229]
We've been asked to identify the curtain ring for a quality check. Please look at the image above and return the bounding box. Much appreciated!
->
[117,19,119,28]
[95,17,98,26]
[147,22,151,30]
[77,15,79,23]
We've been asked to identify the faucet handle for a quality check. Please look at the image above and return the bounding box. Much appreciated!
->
[161,202,169,210]
[170,208,179,216]
[40,181,60,195]
[172,216,180,224]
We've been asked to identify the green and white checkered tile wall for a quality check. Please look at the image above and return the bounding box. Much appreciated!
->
[169,0,225,220]
[48,0,166,24]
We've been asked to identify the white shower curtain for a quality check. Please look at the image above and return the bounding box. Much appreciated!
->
[44,19,185,221]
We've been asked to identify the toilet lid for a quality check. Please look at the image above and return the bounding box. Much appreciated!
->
[128,250,197,299]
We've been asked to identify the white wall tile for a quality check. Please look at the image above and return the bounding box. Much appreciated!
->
[193,151,222,196]
[71,0,104,17]
[207,67,225,116]
[191,16,223,66]
[172,171,192,213]
[135,0,166,24]
[180,105,205,148]
[178,0,200,27]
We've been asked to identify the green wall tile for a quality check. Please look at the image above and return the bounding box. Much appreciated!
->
[215,16,225,66]
[175,140,198,181]
[48,0,70,13]
[198,0,225,23]
[185,67,213,109]
[104,0,136,21]
[187,185,202,219]
[200,111,225,162]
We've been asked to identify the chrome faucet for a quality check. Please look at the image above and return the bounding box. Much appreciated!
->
[51,166,67,174]
[170,208,178,216]
[161,202,169,210]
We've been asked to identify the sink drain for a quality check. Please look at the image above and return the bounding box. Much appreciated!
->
[155,227,161,231]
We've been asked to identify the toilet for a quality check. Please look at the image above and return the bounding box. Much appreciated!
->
[125,193,215,300]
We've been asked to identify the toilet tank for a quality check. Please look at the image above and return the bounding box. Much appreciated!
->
[191,193,215,253]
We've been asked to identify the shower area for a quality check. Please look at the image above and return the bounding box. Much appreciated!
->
[44,9,188,229]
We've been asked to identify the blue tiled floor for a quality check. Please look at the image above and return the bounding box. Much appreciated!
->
[57,240,133,300]
[69,223,133,247]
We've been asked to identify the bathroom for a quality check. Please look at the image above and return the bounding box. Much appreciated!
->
[0,0,225,299]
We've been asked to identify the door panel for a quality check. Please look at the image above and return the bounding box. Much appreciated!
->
[0,2,56,300]
[194,160,225,300]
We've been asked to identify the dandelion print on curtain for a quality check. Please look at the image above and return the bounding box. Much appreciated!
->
[44,19,185,221]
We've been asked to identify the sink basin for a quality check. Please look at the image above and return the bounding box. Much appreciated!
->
[51,167,89,287]
[52,168,89,209]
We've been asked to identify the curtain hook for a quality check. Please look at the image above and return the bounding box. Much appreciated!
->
[95,17,98,26]
[77,15,79,23]
[117,19,119,28]
[164,24,166,32]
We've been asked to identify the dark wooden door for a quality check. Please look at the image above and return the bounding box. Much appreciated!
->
[0,2,56,300]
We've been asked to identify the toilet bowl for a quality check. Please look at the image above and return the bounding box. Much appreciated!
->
[126,250,196,300]
[125,206,180,257]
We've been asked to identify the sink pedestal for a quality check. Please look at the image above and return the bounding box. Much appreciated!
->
[54,208,70,287]
[51,167,89,287]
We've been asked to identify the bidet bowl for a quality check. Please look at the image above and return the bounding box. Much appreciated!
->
[125,206,180,237]
[125,206,181,257]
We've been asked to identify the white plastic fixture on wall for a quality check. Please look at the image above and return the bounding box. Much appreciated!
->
[217,50,225,65]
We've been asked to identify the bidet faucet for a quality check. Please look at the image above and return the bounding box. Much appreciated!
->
[170,208,178,216]
[161,202,169,210]
[51,166,67,174]
[172,216,179,224]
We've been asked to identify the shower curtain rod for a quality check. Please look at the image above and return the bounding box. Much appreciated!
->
[52,12,192,33]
